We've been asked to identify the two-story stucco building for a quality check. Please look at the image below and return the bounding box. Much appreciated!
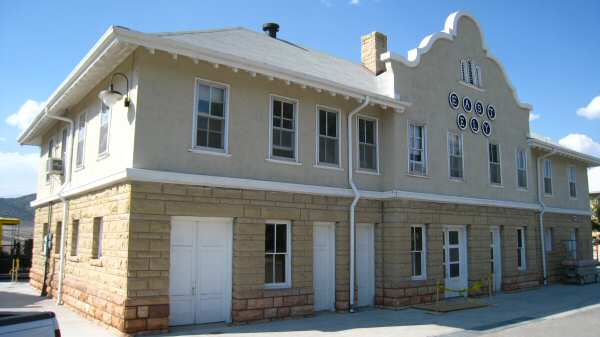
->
[18,11,600,335]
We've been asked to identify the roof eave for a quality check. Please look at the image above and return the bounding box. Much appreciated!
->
[528,138,600,167]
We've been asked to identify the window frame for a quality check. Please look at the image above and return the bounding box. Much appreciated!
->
[315,105,342,169]
[447,131,464,181]
[356,115,380,174]
[567,165,577,199]
[410,225,427,280]
[75,112,87,169]
[191,78,231,155]
[268,94,300,164]
[517,227,527,271]
[46,137,55,184]
[70,220,80,256]
[544,227,553,253]
[543,159,553,196]
[515,148,528,190]
[264,220,292,289]
[97,100,111,159]
[487,141,502,186]
[407,121,428,177]
[92,217,104,259]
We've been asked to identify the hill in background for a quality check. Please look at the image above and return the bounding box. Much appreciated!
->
[0,194,35,240]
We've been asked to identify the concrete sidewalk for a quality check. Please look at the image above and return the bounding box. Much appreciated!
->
[1,281,599,337]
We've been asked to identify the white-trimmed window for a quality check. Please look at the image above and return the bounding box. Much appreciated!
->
[568,228,578,259]
[194,80,228,152]
[70,220,79,256]
[568,166,577,198]
[270,96,297,161]
[98,102,110,156]
[265,221,291,288]
[543,159,553,195]
[410,225,427,279]
[516,149,528,189]
[460,59,482,88]
[488,143,501,185]
[448,132,463,179]
[544,227,553,252]
[46,138,54,182]
[517,227,526,270]
[358,117,377,171]
[409,123,426,176]
[317,106,340,167]
[76,113,86,168]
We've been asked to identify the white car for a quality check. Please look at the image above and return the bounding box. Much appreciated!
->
[0,311,61,337]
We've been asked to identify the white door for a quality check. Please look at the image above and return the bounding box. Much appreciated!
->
[490,227,502,292]
[170,217,232,326]
[356,223,374,307]
[443,226,468,298]
[313,222,335,311]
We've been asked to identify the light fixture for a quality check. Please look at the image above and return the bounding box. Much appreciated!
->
[98,72,130,107]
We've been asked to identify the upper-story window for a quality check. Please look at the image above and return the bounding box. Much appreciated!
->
[543,159,553,195]
[516,149,528,189]
[270,96,298,161]
[194,80,228,152]
[76,113,86,168]
[447,132,463,179]
[408,123,426,176]
[460,59,482,88]
[358,117,378,171]
[488,143,501,185]
[46,138,54,183]
[98,102,110,157]
[317,106,340,167]
[568,166,577,198]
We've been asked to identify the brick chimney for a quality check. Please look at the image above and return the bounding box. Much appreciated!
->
[361,32,388,75]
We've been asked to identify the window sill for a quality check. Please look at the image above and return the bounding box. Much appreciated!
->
[265,158,302,166]
[516,187,528,192]
[449,177,465,182]
[411,276,427,281]
[356,169,380,176]
[458,80,485,92]
[543,193,554,198]
[89,258,103,267]
[490,184,504,188]
[97,152,110,161]
[407,173,430,179]
[313,164,343,171]
[188,148,232,157]
[74,165,85,173]
[264,283,291,290]
[68,256,80,263]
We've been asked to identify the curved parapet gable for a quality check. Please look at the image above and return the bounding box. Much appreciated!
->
[382,11,532,110]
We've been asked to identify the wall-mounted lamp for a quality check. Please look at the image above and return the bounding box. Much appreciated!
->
[98,72,130,107]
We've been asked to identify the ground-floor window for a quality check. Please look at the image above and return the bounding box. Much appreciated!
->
[410,225,426,279]
[92,217,103,259]
[517,227,526,270]
[265,221,291,288]
[70,220,79,256]
[544,228,553,252]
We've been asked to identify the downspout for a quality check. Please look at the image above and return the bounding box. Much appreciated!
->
[537,149,556,286]
[347,96,369,312]
[44,108,75,305]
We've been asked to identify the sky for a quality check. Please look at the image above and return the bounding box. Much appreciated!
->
[0,0,599,197]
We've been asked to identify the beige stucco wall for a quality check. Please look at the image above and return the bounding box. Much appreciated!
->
[36,53,139,200]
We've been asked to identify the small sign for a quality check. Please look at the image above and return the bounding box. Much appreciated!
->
[449,92,460,110]
[456,113,467,130]
[463,96,472,113]
[486,104,496,120]
[474,101,484,116]
[469,117,480,134]
[482,121,491,136]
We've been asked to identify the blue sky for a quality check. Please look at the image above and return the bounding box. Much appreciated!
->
[1,0,599,197]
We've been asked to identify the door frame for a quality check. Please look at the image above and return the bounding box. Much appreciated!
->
[490,226,502,292]
[313,222,336,311]
[356,223,375,307]
[442,225,468,297]
[170,216,233,324]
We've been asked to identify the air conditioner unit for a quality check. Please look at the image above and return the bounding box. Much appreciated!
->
[47,158,64,175]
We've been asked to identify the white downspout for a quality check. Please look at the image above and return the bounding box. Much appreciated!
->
[45,109,75,305]
[537,149,556,286]
[347,96,369,312]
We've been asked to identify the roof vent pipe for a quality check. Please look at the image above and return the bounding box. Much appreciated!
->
[262,23,279,38]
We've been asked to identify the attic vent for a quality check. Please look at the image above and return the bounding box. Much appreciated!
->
[262,23,279,38]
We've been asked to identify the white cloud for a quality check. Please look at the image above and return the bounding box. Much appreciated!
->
[0,137,5,142]
[576,95,600,120]
[0,152,39,197]
[349,0,360,4]
[558,133,600,193]
[5,99,45,131]
[529,113,540,121]
[320,0,333,7]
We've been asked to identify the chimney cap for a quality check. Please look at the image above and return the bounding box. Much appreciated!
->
[262,22,280,38]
